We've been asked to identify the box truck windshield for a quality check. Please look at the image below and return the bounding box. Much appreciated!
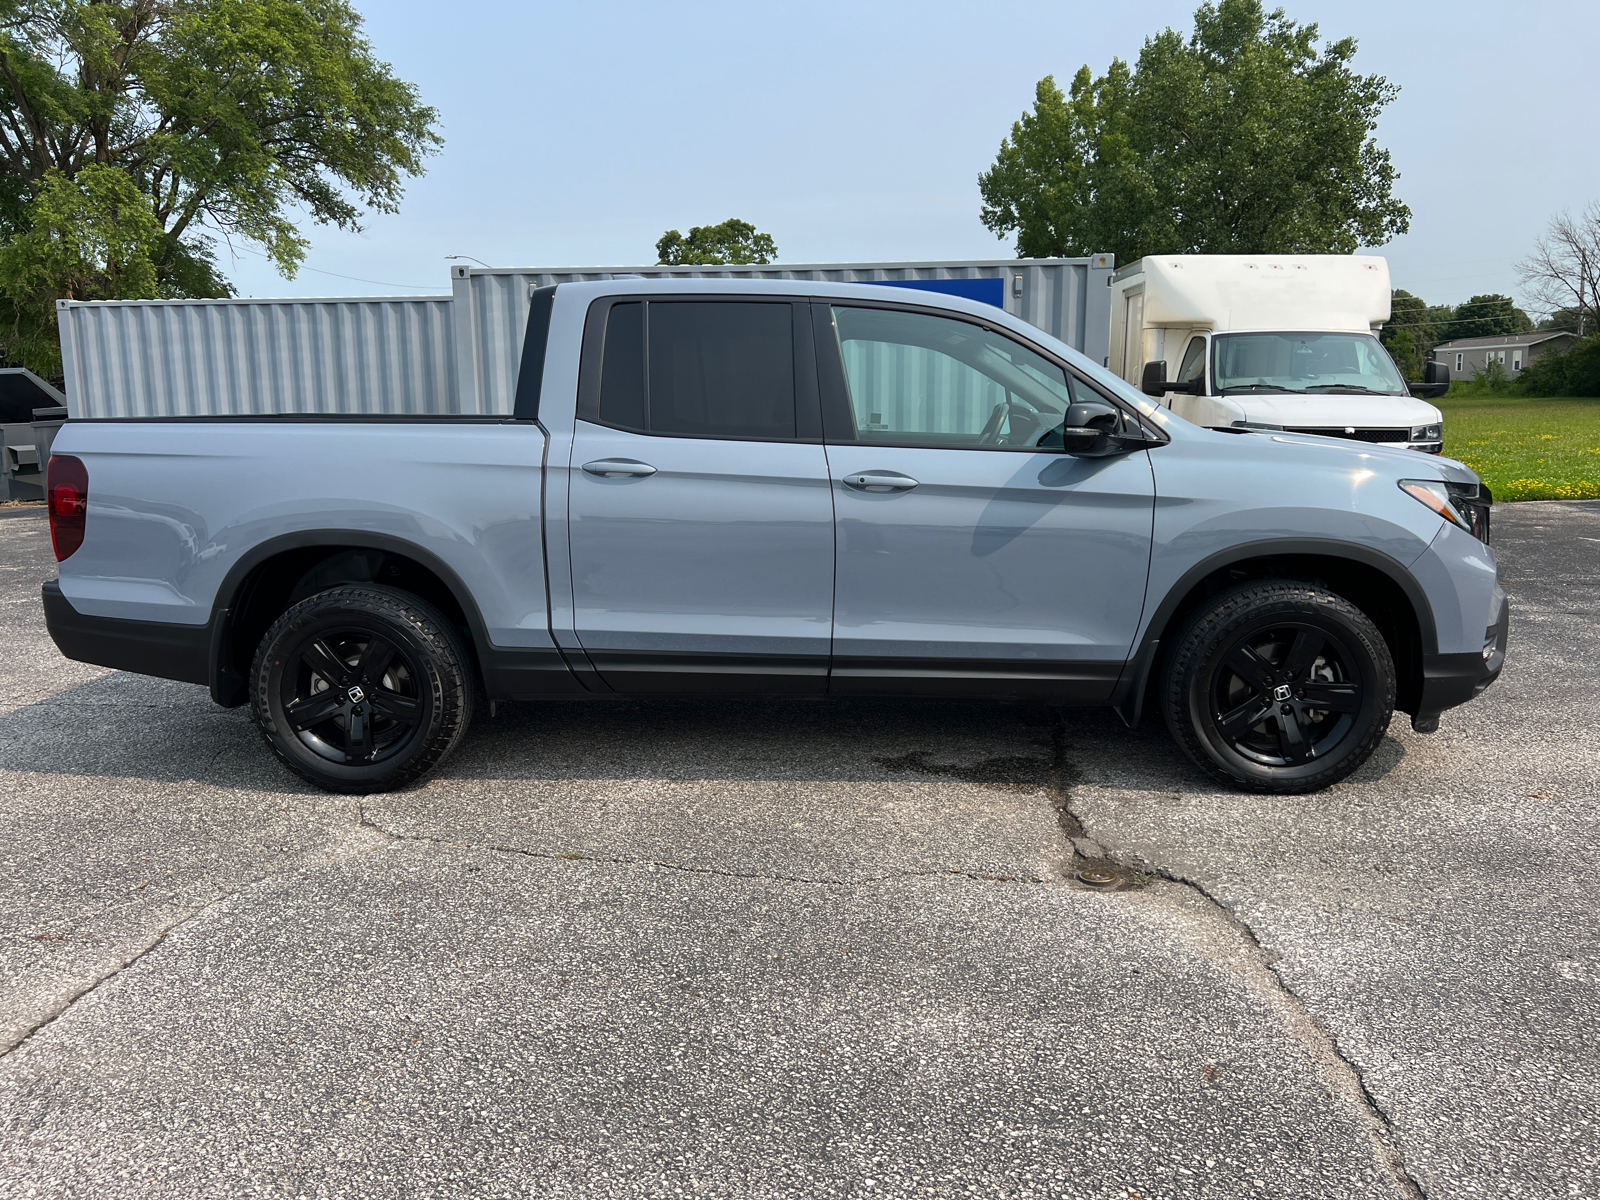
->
[1212,332,1407,397]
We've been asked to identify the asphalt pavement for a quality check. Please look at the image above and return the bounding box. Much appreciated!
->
[0,500,1595,1200]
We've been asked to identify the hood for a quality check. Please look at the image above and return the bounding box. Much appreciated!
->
[1240,428,1480,486]
[1222,392,1442,428]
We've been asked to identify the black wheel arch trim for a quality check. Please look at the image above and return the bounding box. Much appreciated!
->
[207,529,582,706]
[1110,537,1439,726]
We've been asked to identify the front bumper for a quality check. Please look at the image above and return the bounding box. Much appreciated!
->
[1412,590,1509,730]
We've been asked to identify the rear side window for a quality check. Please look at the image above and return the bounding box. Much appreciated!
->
[595,300,796,440]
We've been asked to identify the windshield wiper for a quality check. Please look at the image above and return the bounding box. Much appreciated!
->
[1305,385,1399,395]
[1220,384,1305,394]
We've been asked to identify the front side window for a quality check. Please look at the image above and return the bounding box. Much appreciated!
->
[1211,332,1407,397]
[1177,336,1207,387]
[830,306,1075,449]
[596,300,796,439]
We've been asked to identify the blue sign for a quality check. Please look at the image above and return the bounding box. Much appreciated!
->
[856,277,1006,309]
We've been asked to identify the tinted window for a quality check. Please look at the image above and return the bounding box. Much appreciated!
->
[649,302,795,439]
[831,306,1074,449]
[598,302,645,429]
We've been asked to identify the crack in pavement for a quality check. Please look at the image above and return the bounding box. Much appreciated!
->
[0,924,180,1062]
[1134,857,1427,1200]
[0,817,386,1062]
[873,708,1427,1200]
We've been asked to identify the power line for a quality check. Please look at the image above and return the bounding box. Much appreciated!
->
[224,242,450,292]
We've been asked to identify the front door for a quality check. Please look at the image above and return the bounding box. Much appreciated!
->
[566,298,834,693]
[815,302,1156,699]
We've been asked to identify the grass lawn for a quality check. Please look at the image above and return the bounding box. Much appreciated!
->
[1438,394,1600,501]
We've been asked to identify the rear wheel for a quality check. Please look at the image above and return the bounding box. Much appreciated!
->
[1161,581,1395,793]
[250,585,474,793]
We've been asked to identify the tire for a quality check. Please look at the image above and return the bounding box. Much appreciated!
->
[250,585,475,794]
[1160,581,1395,793]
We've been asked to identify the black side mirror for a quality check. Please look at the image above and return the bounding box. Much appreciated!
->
[1410,359,1451,400]
[1060,399,1123,456]
[1140,360,1200,397]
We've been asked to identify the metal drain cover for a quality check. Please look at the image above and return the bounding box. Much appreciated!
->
[1076,866,1122,888]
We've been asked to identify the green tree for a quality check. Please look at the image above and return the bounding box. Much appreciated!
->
[0,0,441,376]
[978,0,1410,264]
[656,218,776,266]
[1537,306,1589,334]
[1515,333,1600,397]
[1441,294,1532,342]
[1380,288,1434,380]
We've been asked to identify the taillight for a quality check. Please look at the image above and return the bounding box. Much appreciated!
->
[47,454,88,561]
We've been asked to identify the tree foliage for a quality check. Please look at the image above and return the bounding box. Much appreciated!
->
[978,0,1410,264]
[1514,333,1600,397]
[0,0,441,375]
[1379,289,1434,380]
[1440,294,1532,342]
[1538,306,1589,334]
[656,218,776,266]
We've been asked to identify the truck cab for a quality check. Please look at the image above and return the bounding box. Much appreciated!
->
[1110,255,1447,454]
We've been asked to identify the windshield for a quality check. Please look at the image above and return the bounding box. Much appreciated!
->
[1212,332,1407,396]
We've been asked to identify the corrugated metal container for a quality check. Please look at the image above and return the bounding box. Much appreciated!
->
[58,295,459,418]
[58,256,1113,419]
[449,255,1115,413]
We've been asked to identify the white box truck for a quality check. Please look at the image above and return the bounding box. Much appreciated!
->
[1109,255,1449,454]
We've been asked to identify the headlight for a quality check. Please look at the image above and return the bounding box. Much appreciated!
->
[1399,478,1479,531]
[1410,423,1442,442]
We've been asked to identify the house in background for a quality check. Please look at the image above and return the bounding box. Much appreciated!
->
[1430,330,1578,380]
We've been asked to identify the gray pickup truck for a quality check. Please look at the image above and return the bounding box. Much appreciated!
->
[42,280,1506,795]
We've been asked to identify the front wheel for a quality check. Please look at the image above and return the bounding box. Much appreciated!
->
[1160,581,1395,793]
[250,585,475,794]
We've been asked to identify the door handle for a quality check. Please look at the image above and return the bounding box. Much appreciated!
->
[843,471,919,492]
[582,459,657,478]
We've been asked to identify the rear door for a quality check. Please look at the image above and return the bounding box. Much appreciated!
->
[565,297,834,693]
[815,301,1156,699]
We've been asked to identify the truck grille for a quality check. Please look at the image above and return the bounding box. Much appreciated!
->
[1286,427,1411,443]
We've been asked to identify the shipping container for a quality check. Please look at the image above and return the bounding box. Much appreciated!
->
[58,256,1113,419]
[57,295,460,419]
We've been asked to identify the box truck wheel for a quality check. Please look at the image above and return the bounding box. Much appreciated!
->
[249,585,475,794]
[1160,581,1395,793]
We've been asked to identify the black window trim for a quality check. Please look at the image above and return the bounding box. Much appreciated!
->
[512,285,558,421]
[1177,333,1210,395]
[812,297,1168,453]
[576,294,823,444]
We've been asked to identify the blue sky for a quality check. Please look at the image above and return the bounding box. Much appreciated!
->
[223,0,1600,313]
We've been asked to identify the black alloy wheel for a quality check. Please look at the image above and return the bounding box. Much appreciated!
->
[279,627,424,767]
[1209,621,1364,767]
[251,585,474,793]
[1162,581,1395,793]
